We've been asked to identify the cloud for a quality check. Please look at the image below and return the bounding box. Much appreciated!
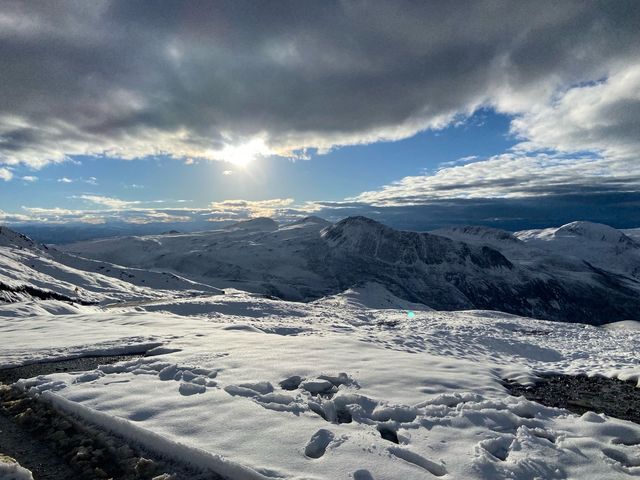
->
[22,206,81,216]
[21,175,38,182]
[73,194,140,209]
[512,65,640,160]
[0,167,13,181]
[0,209,30,222]
[57,177,73,183]
[222,170,233,176]
[122,211,192,224]
[16,205,202,225]
[208,198,295,219]
[355,152,640,206]
[0,1,638,168]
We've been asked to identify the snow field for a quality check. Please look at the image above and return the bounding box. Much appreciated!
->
[1,292,639,479]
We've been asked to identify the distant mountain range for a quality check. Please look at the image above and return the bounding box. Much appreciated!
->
[38,216,640,325]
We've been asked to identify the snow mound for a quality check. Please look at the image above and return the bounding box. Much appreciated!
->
[0,454,33,480]
[318,282,432,311]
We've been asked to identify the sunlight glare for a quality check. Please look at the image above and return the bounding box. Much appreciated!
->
[219,138,270,168]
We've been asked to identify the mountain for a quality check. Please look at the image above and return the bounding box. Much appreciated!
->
[61,216,640,324]
[223,217,279,232]
[0,226,221,305]
[515,221,640,280]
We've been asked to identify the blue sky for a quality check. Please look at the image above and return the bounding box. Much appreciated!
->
[1,2,639,235]
[2,110,515,213]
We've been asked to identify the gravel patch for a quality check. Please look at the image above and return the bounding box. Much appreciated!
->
[504,373,640,424]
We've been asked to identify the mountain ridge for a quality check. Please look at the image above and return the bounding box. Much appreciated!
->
[55,216,640,324]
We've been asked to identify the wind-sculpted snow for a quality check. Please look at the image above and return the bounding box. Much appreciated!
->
[0,293,638,479]
[58,216,640,323]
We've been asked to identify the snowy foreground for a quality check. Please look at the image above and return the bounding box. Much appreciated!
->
[1,289,639,479]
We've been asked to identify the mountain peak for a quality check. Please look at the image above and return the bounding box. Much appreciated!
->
[224,217,279,232]
[555,221,630,242]
[288,216,331,227]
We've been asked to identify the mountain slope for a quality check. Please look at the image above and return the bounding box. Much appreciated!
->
[61,217,640,324]
[0,226,221,305]
[516,221,640,280]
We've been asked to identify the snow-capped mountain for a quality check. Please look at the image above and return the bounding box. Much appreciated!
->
[436,221,640,279]
[515,221,640,280]
[0,226,220,305]
[60,216,640,324]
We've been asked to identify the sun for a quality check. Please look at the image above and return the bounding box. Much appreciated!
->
[219,138,270,168]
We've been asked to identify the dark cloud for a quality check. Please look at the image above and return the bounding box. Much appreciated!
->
[312,193,640,231]
[1,0,639,166]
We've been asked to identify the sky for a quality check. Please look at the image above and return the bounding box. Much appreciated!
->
[1,1,640,237]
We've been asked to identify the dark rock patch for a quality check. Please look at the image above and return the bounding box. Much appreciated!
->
[504,373,640,424]
[0,355,145,385]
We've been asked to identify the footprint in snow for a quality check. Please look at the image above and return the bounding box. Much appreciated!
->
[279,375,304,391]
[179,382,206,396]
[387,446,447,477]
[305,429,334,459]
[353,469,374,480]
[477,435,514,461]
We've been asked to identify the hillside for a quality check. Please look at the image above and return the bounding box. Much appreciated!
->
[61,217,640,324]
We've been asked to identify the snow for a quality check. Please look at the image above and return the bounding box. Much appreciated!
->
[59,218,640,324]
[603,320,640,331]
[2,221,640,478]
[0,457,33,480]
[0,226,221,308]
[1,292,639,479]
[315,282,433,311]
[515,221,640,280]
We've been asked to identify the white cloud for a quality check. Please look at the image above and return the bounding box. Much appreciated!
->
[512,65,640,160]
[0,209,30,222]
[57,177,73,183]
[0,167,13,181]
[15,206,203,225]
[22,206,81,216]
[222,170,233,176]
[122,211,192,224]
[208,198,295,219]
[21,175,37,182]
[355,152,640,206]
[73,195,139,209]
